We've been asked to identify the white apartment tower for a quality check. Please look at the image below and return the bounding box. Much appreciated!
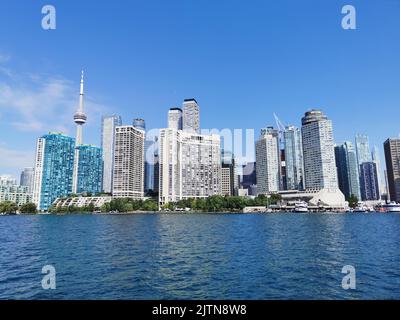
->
[168,108,183,130]
[256,127,281,194]
[112,126,145,199]
[182,99,200,133]
[301,110,338,191]
[159,128,221,205]
[101,115,122,193]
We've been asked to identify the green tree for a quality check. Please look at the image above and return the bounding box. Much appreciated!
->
[19,202,37,214]
[269,193,282,205]
[0,201,18,214]
[142,199,158,211]
[348,194,359,209]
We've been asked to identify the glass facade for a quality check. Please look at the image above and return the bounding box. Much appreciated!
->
[355,134,372,167]
[359,162,380,201]
[283,126,304,190]
[34,133,75,211]
[76,145,103,194]
[335,142,361,200]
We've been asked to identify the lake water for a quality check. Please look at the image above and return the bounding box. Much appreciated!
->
[1,213,400,300]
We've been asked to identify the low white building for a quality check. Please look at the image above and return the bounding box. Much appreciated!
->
[276,188,346,208]
[53,196,113,209]
[0,185,32,206]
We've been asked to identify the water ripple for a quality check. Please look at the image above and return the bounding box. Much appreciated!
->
[1,213,400,299]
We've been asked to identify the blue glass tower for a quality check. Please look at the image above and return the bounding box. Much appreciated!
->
[359,162,380,201]
[76,145,103,194]
[33,133,75,211]
[335,142,361,200]
[283,126,304,190]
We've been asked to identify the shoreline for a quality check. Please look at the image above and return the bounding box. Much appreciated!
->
[0,210,396,216]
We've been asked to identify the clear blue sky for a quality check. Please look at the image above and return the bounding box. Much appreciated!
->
[1,0,400,178]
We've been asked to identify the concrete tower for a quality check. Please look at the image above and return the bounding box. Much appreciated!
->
[73,71,87,146]
[72,71,87,193]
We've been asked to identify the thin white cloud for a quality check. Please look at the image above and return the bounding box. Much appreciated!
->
[0,59,112,175]
[0,53,10,63]
[0,144,34,173]
[0,69,110,134]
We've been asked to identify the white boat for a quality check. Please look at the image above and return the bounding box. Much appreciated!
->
[382,202,400,213]
[353,202,369,213]
[294,201,308,213]
[353,206,368,213]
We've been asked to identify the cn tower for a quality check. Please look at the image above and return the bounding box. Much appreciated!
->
[73,71,87,146]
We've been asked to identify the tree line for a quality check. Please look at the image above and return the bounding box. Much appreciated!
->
[0,201,37,214]
[1,194,282,214]
[162,194,282,212]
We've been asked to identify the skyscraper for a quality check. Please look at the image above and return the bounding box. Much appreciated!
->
[20,168,34,193]
[159,128,221,205]
[144,136,158,193]
[221,151,236,196]
[182,99,200,133]
[32,133,75,211]
[112,126,145,199]
[283,126,304,190]
[359,162,380,201]
[355,134,372,167]
[132,118,158,194]
[153,153,160,195]
[133,118,146,131]
[384,138,400,203]
[335,142,361,200]
[301,110,338,190]
[101,115,122,193]
[75,145,103,194]
[241,162,257,195]
[168,108,183,130]
[256,127,281,194]
[371,146,385,196]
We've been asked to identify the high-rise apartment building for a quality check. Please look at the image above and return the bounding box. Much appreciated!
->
[283,126,304,190]
[32,133,75,211]
[301,110,338,191]
[158,128,221,204]
[112,126,145,199]
[221,151,236,196]
[75,145,103,194]
[168,108,183,130]
[182,99,200,133]
[101,115,122,193]
[359,162,380,201]
[255,127,281,194]
[335,142,361,200]
[384,138,400,203]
